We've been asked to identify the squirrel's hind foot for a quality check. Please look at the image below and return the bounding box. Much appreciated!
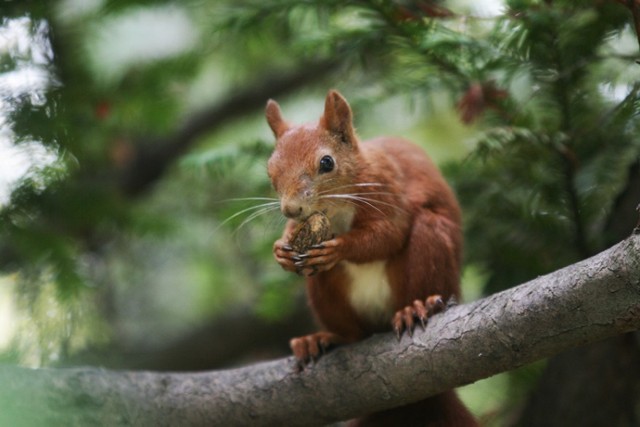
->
[290,331,349,371]
[392,295,445,341]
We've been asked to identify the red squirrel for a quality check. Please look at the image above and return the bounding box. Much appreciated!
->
[266,90,477,426]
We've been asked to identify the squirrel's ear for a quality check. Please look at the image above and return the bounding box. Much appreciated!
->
[320,90,356,145]
[266,99,288,138]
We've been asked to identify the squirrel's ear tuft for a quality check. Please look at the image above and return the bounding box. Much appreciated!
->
[320,90,356,146]
[266,99,289,138]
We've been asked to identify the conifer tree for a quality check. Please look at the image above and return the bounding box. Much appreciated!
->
[0,1,639,424]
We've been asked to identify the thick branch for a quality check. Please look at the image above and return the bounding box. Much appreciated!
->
[2,235,640,426]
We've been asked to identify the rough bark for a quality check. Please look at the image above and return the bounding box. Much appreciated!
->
[1,235,640,427]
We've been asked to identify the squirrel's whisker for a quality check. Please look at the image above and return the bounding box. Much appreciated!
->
[234,204,281,234]
[322,193,406,214]
[317,182,386,196]
[320,194,387,216]
[219,196,280,203]
[218,201,281,230]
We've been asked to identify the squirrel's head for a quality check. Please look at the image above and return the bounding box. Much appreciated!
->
[266,90,361,221]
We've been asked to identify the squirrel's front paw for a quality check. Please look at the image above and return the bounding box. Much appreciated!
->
[273,239,299,273]
[292,237,343,276]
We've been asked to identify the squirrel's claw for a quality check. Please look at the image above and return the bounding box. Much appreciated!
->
[391,295,446,340]
[273,239,302,273]
[289,332,345,371]
[297,237,343,274]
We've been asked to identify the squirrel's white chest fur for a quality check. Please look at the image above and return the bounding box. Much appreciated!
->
[343,261,393,323]
[329,206,393,322]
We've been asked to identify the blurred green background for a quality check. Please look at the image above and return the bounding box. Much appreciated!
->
[1,0,639,425]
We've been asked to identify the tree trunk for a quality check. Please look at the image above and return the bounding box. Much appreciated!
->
[516,333,640,427]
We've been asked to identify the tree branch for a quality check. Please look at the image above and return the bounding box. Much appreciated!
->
[2,235,640,426]
[605,158,640,244]
[118,58,340,197]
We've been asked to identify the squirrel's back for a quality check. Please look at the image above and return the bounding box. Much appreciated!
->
[360,136,461,226]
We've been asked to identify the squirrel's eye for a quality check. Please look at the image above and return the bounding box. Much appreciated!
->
[319,155,335,174]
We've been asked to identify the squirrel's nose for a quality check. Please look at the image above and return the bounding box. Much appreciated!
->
[281,202,303,219]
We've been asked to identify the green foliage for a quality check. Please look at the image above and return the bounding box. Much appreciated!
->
[12,275,110,366]
[1,0,640,420]
[450,1,640,293]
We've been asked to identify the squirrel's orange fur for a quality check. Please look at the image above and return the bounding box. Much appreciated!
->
[266,90,477,426]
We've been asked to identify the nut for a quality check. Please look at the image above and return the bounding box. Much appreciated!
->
[290,211,331,253]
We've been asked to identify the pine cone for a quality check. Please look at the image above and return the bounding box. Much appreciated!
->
[290,212,331,253]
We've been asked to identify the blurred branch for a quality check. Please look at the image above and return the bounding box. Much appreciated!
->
[550,24,592,259]
[557,143,592,258]
[605,158,640,244]
[2,234,640,426]
[119,58,340,197]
